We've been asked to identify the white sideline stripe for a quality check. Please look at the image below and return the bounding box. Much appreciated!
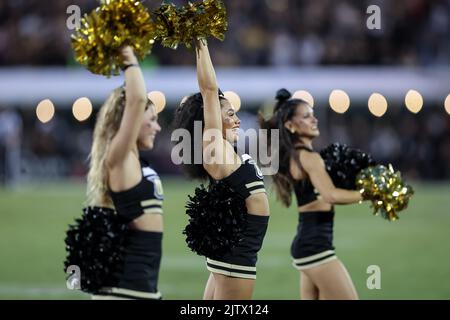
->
[292,250,335,264]
[0,284,199,297]
[0,257,300,297]
[0,286,160,299]
[0,286,83,297]
[206,258,256,272]
[91,295,131,300]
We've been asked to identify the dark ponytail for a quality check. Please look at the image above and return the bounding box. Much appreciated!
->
[258,88,309,207]
[274,88,292,112]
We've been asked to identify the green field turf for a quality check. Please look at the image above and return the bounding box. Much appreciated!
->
[0,179,449,300]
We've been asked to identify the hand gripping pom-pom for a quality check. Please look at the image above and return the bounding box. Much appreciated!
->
[153,0,228,49]
[356,164,414,221]
[320,143,413,221]
[71,0,228,76]
[71,0,156,76]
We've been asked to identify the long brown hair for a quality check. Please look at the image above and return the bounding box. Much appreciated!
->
[86,87,126,207]
[259,88,308,207]
[172,90,227,180]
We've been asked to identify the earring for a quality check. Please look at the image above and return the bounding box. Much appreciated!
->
[290,128,295,134]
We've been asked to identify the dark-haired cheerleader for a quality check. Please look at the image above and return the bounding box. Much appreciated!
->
[172,40,270,300]
[260,88,366,300]
[65,47,164,299]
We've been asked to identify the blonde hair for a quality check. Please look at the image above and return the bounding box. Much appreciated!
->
[86,87,125,207]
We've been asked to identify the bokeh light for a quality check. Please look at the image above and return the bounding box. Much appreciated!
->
[223,91,242,112]
[329,90,350,113]
[405,90,423,114]
[445,94,450,115]
[72,97,93,121]
[293,90,314,107]
[36,99,55,123]
[368,93,388,117]
[148,91,166,114]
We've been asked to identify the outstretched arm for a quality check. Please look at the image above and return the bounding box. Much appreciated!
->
[108,46,148,167]
[300,151,363,204]
[196,40,222,133]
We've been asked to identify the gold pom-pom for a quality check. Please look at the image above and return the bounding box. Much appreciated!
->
[154,0,228,49]
[71,0,156,76]
[356,164,414,221]
[152,2,182,49]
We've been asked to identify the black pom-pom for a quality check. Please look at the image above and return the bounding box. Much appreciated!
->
[64,207,128,294]
[183,181,247,259]
[320,143,377,190]
[275,88,292,102]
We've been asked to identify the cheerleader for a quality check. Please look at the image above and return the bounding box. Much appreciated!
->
[260,88,364,300]
[172,40,270,300]
[86,46,164,299]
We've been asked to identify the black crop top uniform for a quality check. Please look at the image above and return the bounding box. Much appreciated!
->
[92,158,164,300]
[205,153,270,280]
[290,146,337,270]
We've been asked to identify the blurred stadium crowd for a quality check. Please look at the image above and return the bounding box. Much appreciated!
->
[0,0,449,66]
[1,105,449,185]
[0,0,449,185]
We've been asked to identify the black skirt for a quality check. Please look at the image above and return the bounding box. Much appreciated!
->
[206,213,269,279]
[92,229,163,300]
[291,210,337,270]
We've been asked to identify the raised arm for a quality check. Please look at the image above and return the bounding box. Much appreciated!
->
[300,151,363,205]
[107,46,148,167]
[196,40,222,133]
